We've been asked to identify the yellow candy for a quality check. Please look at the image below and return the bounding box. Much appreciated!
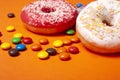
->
[1,42,11,50]
[53,40,63,48]
[14,33,23,38]
[37,51,49,59]
[6,26,15,32]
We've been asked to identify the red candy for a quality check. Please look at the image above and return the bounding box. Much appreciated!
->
[68,46,79,54]
[22,37,33,44]
[0,32,2,36]
[0,40,2,44]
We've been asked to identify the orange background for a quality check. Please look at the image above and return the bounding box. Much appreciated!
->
[0,0,120,80]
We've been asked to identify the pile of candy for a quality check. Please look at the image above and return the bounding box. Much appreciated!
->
[0,3,84,61]
[0,31,80,60]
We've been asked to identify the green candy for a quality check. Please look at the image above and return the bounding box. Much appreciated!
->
[66,29,75,35]
[12,37,21,44]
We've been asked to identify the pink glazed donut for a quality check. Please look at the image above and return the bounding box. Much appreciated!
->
[76,0,120,54]
[21,0,77,34]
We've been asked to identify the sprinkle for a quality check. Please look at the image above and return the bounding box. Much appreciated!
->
[96,5,102,10]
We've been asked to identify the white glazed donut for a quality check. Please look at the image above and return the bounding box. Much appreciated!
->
[76,0,120,53]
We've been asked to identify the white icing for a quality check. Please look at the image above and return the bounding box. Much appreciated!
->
[76,0,120,48]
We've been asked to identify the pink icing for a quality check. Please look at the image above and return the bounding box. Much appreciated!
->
[21,0,77,27]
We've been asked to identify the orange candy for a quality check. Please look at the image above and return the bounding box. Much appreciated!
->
[63,39,72,45]
[39,38,49,45]
[59,52,71,61]
[31,44,42,51]
[71,37,80,43]
[57,47,68,53]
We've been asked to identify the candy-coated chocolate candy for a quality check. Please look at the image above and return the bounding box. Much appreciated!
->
[6,26,15,32]
[12,37,21,44]
[14,33,23,38]
[31,44,42,51]
[8,48,19,57]
[76,3,83,8]
[39,38,48,45]
[63,39,72,45]
[57,47,67,53]
[1,42,11,50]
[0,40,2,44]
[16,44,26,51]
[68,46,79,54]
[59,52,70,61]
[66,29,75,35]
[53,40,63,48]
[46,48,57,55]
[71,37,80,43]
[8,13,15,18]
[0,32,2,36]
[22,37,33,44]
[37,51,49,59]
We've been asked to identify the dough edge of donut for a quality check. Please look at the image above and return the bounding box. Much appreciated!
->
[76,27,120,54]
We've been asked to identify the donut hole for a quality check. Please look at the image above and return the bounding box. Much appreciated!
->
[102,20,113,26]
[41,7,56,13]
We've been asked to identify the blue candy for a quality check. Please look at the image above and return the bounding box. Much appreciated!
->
[76,3,83,8]
[16,44,26,51]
